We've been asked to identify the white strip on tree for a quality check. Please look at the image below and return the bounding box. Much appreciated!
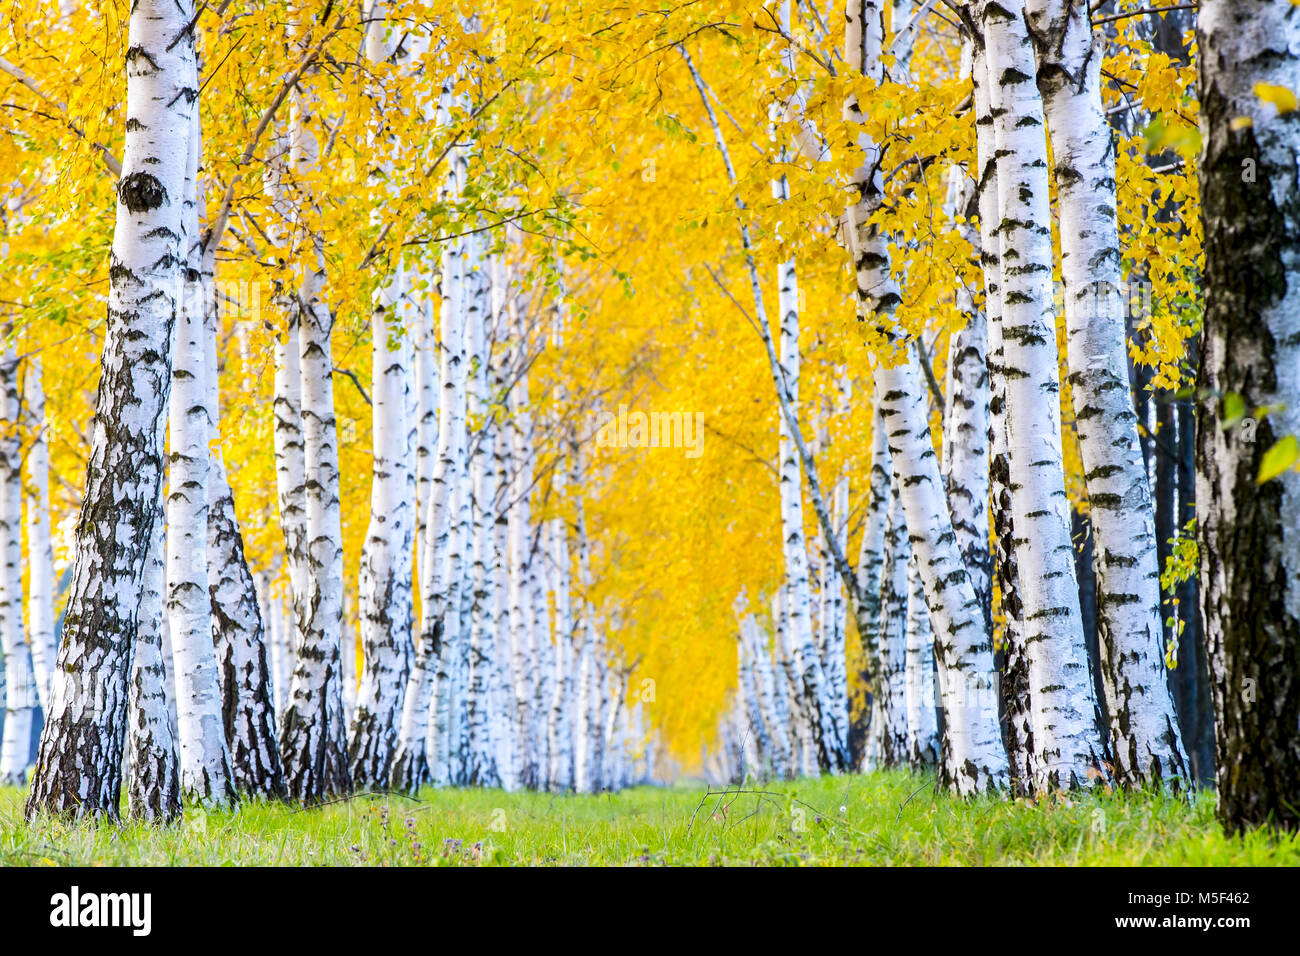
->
[981,0,1109,790]
[505,276,539,789]
[464,233,501,786]
[546,496,576,791]
[1025,0,1188,788]
[22,358,56,715]
[27,0,195,820]
[0,343,34,785]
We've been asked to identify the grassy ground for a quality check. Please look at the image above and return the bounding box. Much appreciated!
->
[2,770,1297,866]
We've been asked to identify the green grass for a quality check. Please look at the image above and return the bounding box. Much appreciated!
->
[2,771,1297,866]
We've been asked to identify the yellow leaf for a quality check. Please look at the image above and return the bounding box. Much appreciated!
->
[1257,435,1300,485]
[1254,83,1298,113]
[1229,116,1254,131]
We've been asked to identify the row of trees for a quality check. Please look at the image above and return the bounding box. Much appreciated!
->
[1,0,1295,835]
[6,1,659,819]
[711,0,1299,833]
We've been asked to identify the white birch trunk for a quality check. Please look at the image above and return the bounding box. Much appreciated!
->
[203,236,283,798]
[168,105,236,808]
[22,358,56,715]
[905,552,940,768]
[1025,0,1188,787]
[127,477,180,821]
[981,0,1108,789]
[0,345,34,785]
[27,0,195,820]
[279,35,350,799]
[875,490,910,766]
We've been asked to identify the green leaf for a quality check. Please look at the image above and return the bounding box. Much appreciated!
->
[1257,434,1299,485]
[1220,391,1245,430]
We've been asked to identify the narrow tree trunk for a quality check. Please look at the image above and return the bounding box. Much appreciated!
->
[905,552,940,768]
[0,344,34,785]
[27,0,195,818]
[168,102,237,809]
[22,358,56,715]
[1196,0,1300,833]
[875,491,910,766]
[278,35,350,800]
[127,481,181,821]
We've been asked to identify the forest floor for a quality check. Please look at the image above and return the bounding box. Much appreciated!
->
[2,770,1297,866]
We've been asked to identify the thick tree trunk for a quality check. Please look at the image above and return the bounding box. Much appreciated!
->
[980,0,1108,790]
[1025,0,1188,787]
[27,0,195,819]
[1196,0,1300,833]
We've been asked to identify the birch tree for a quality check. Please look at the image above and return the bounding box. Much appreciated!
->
[1025,0,1188,788]
[979,0,1108,789]
[168,104,237,808]
[350,2,416,787]
[127,482,181,821]
[278,16,350,801]
[0,343,34,785]
[27,0,196,818]
[23,358,56,714]
[1196,0,1300,832]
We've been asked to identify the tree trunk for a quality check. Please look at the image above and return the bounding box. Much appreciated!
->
[1196,0,1300,833]
[278,35,350,800]
[168,103,237,808]
[203,234,283,800]
[875,491,910,766]
[1025,0,1188,787]
[980,0,1108,790]
[22,358,56,716]
[27,0,195,819]
[0,344,34,785]
[127,481,181,821]
[905,552,940,768]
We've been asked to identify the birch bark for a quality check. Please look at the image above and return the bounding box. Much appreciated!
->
[22,359,56,715]
[980,0,1109,789]
[1025,0,1188,788]
[28,0,195,818]
[1196,0,1300,832]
